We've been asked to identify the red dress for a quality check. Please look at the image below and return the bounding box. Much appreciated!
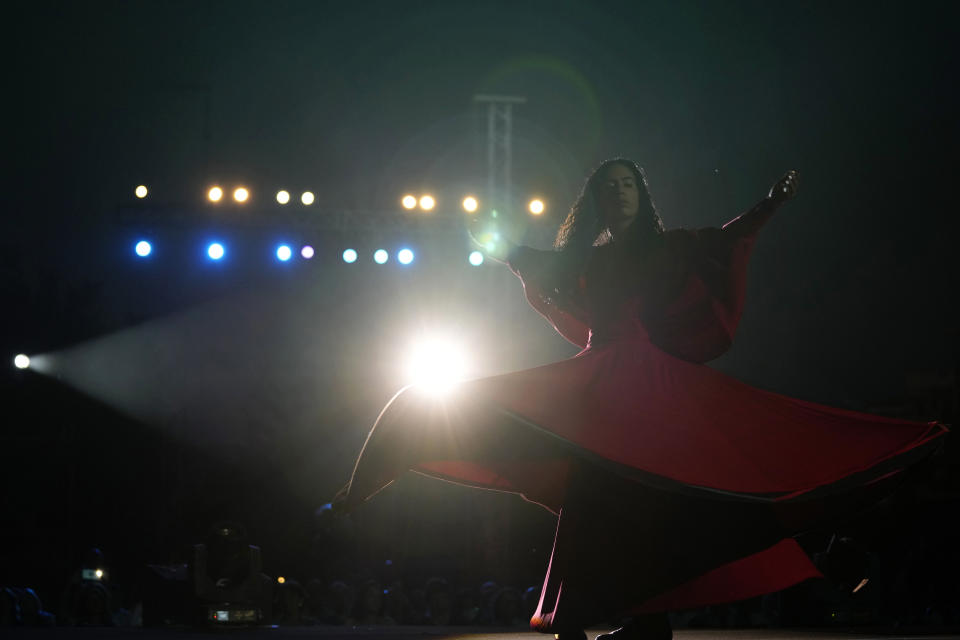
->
[345,200,947,632]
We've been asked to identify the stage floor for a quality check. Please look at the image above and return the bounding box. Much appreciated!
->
[3,628,959,640]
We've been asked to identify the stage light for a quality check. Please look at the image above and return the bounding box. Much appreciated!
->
[397,248,414,265]
[233,187,249,203]
[301,245,315,259]
[373,249,388,264]
[208,186,223,202]
[276,245,293,262]
[401,195,417,210]
[406,337,469,394]
[134,240,152,257]
[469,251,484,266]
[277,577,286,585]
[14,354,30,370]
[135,185,148,199]
[342,248,358,263]
[207,243,225,260]
[276,190,290,204]
[301,191,315,205]
[462,196,478,213]
[529,198,545,215]
[95,569,103,579]
[419,195,435,211]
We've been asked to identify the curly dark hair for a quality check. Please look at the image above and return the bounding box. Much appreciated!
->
[545,158,664,300]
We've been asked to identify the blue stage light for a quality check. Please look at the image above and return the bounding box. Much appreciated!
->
[342,248,358,263]
[207,242,225,260]
[276,244,293,262]
[373,249,388,264]
[469,251,484,266]
[135,240,152,257]
[397,248,414,265]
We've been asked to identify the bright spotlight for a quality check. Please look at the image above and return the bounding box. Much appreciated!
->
[373,249,388,264]
[276,245,293,261]
[233,187,249,203]
[342,248,358,263]
[208,186,223,202]
[469,251,484,266]
[135,185,148,199]
[301,191,315,205]
[397,248,414,265]
[277,577,286,585]
[207,242,225,260]
[301,245,315,259]
[406,338,469,394]
[134,240,152,257]
[419,195,435,211]
[276,190,290,204]
[401,195,417,210]
[462,196,478,213]
[14,354,30,370]
[529,198,545,215]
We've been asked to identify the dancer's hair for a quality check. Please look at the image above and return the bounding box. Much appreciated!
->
[544,158,664,305]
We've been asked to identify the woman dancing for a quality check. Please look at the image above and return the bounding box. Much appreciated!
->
[339,159,947,640]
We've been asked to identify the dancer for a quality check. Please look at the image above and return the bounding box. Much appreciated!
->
[340,159,947,640]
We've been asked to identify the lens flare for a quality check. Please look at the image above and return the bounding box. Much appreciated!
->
[406,337,469,394]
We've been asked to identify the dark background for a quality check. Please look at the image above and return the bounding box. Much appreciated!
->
[2,0,958,621]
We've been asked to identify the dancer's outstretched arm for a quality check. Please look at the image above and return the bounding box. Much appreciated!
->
[722,169,799,238]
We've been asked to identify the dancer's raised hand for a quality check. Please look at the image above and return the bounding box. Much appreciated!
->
[769,169,800,204]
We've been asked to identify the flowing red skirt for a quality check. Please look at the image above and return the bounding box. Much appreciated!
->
[346,334,947,631]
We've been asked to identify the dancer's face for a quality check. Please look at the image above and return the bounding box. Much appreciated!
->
[596,163,640,234]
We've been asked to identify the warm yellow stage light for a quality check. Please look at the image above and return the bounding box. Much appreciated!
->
[462,196,478,213]
[528,198,545,215]
[233,187,249,203]
[419,195,435,211]
[277,577,286,584]
[276,190,290,204]
[401,195,417,210]
[135,185,148,199]
[208,186,224,202]
[301,191,315,205]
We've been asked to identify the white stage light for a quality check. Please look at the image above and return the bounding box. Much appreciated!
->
[342,248,358,263]
[397,248,414,265]
[462,196,478,212]
[135,185,148,199]
[276,245,293,262]
[135,240,152,257]
[301,191,315,205]
[233,187,249,203]
[401,195,417,210]
[419,195,435,211]
[529,198,545,215]
[208,186,223,202]
[207,243,225,260]
[373,249,388,264]
[406,337,469,394]
[14,354,30,370]
[469,251,484,266]
[276,190,290,204]
[301,245,315,259]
